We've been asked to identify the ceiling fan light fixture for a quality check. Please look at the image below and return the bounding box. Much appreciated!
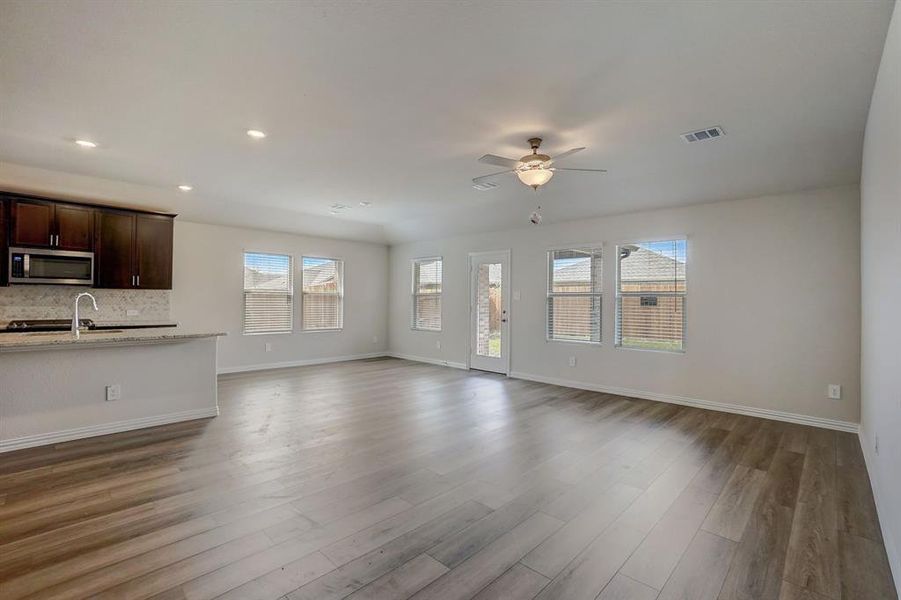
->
[516,167,554,189]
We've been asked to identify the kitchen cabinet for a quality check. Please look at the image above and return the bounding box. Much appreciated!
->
[9,198,93,251]
[95,210,173,289]
[0,199,7,286]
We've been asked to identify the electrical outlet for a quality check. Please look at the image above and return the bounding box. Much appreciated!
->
[436,340,441,350]
[513,290,521,301]
[105,384,122,402]
[827,384,841,400]
[265,343,272,352]
[126,309,139,317]
[568,356,577,368]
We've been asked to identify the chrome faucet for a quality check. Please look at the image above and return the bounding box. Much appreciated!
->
[72,292,98,338]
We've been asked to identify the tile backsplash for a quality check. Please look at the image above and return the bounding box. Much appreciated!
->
[0,286,171,323]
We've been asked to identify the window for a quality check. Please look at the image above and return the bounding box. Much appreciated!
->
[302,257,343,330]
[547,247,602,343]
[243,252,293,334]
[616,239,687,352]
[412,257,442,331]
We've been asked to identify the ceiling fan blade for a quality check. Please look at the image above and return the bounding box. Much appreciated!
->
[547,147,585,165]
[553,167,607,173]
[478,154,520,168]
[472,170,514,183]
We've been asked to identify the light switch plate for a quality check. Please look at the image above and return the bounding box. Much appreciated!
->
[126,309,139,317]
[106,384,122,402]
[827,384,841,400]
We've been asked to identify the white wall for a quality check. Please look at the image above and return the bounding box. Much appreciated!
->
[389,185,861,427]
[860,1,901,591]
[0,337,218,451]
[171,221,388,372]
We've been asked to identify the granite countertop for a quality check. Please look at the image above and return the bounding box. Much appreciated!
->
[0,327,226,352]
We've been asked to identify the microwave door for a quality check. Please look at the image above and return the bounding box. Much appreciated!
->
[8,249,94,285]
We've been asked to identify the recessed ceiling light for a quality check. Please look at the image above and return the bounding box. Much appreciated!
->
[246,129,267,139]
[178,185,193,192]
[74,139,97,148]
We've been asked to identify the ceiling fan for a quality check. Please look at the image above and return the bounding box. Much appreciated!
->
[474,137,606,190]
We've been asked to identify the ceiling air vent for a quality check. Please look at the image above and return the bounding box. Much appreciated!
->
[472,181,499,191]
[681,126,726,143]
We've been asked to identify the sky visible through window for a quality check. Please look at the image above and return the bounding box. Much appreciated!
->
[245,253,290,273]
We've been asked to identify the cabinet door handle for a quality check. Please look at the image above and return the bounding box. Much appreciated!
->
[136,274,140,287]
[131,275,135,286]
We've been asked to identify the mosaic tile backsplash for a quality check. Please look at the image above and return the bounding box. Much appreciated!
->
[0,286,171,323]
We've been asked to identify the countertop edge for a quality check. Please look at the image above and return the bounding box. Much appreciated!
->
[0,331,227,352]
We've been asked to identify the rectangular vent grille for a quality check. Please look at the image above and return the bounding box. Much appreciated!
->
[472,181,499,191]
[681,126,725,143]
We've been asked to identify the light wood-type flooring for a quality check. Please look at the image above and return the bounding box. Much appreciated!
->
[0,358,896,600]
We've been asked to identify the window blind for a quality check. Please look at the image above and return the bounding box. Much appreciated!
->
[412,258,442,331]
[547,248,602,343]
[302,257,343,330]
[616,239,686,352]
[243,252,293,334]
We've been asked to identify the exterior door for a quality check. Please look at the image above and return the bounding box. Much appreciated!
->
[469,250,511,374]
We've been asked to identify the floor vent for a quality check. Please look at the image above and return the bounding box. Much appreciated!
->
[681,126,726,143]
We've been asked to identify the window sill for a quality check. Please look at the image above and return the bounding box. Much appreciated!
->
[243,330,294,336]
[546,338,602,347]
[615,345,685,355]
[302,328,344,333]
[412,328,442,333]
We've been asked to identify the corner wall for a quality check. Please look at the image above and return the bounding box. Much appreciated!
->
[389,185,861,429]
[171,221,388,372]
[860,1,901,591]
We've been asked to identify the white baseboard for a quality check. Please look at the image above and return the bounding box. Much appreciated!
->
[0,407,220,453]
[509,371,860,433]
[217,352,389,374]
[859,427,901,596]
[386,352,468,370]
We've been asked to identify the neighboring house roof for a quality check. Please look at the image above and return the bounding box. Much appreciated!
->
[551,246,685,285]
[244,268,289,290]
[302,264,338,289]
[620,246,685,282]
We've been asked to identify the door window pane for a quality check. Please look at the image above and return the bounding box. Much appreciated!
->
[476,263,502,358]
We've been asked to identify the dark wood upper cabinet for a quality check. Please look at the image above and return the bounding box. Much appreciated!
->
[95,210,174,290]
[95,210,136,289]
[2,192,174,290]
[55,204,94,251]
[134,214,173,290]
[0,199,7,286]
[10,199,54,248]
[10,198,94,250]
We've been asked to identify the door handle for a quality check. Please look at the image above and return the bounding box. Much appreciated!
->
[136,274,140,287]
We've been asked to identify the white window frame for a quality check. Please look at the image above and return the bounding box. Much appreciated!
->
[546,245,603,345]
[301,255,344,332]
[615,237,687,353]
[411,256,442,332]
[242,251,294,336]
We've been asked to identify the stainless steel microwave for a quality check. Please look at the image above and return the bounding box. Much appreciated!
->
[8,247,94,285]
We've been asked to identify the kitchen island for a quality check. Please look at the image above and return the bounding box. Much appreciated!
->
[0,328,225,452]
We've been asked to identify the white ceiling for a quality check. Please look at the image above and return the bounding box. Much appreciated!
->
[0,0,893,244]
